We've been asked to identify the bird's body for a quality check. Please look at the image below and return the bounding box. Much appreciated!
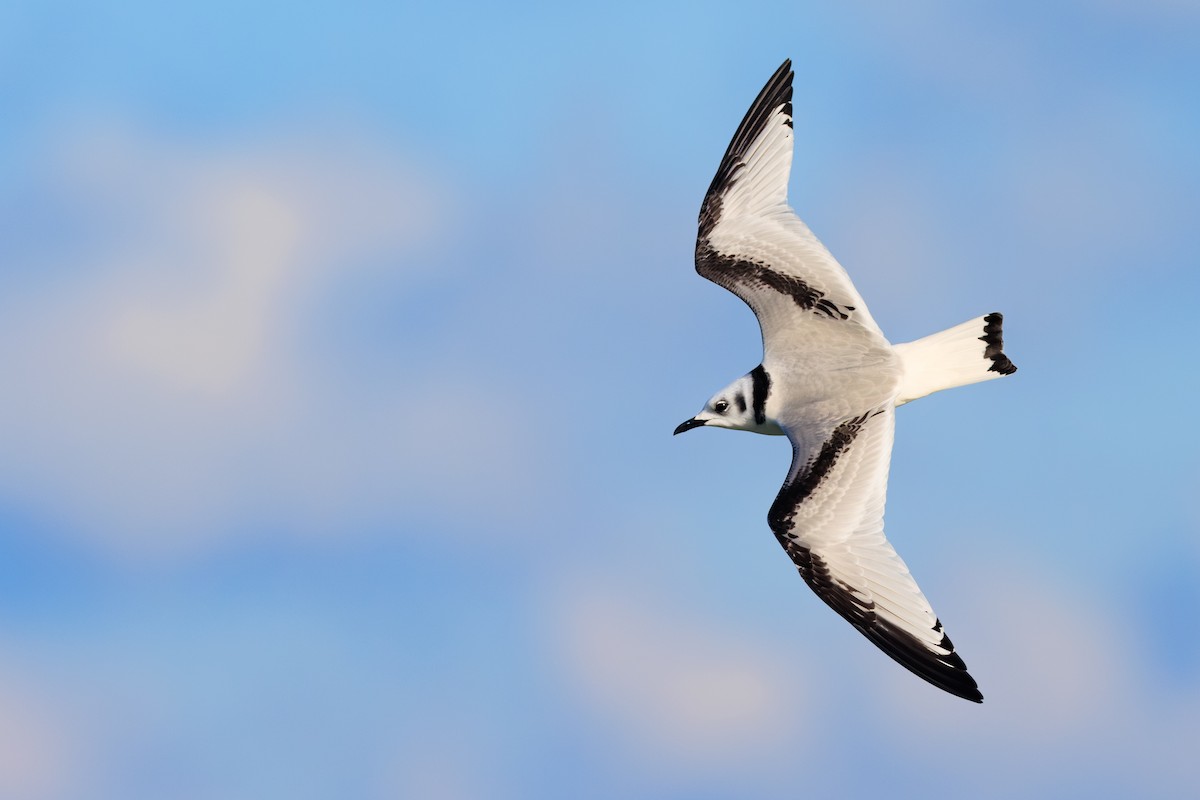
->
[675,60,1016,703]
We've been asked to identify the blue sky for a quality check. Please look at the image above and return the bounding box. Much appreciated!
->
[1,1,1199,798]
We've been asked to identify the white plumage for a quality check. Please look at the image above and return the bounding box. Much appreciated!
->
[675,60,1017,702]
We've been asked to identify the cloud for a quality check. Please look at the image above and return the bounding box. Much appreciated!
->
[879,560,1129,731]
[545,574,806,779]
[0,655,83,800]
[867,557,1200,796]
[0,119,540,559]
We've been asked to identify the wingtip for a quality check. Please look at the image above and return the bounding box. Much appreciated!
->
[955,681,984,703]
[697,58,797,238]
[981,312,1018,375]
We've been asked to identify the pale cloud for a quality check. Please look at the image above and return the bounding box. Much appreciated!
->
[380,726,498,800]
[880,560,1130,733]
[0,657,83,800]
[871,557,1200,794]
[103,178,298,400]
[0,119,539,559]
[546,574,806,775]
[45,117,443,402]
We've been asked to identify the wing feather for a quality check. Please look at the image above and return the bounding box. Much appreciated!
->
[695,60,889,361]
[771,408,982,702]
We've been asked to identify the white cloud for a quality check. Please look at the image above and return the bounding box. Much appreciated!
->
[868,557,1200,795]
[103,178,297,400]
[879,561,1130,733]
[0,119,540,559]
[545,574,806,776]
[0,656,83,800]
[380,727,498,800]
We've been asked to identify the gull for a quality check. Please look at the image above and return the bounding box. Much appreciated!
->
[674,60,1016,703]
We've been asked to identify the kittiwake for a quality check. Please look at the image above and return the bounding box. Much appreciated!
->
[674,59,1017,703]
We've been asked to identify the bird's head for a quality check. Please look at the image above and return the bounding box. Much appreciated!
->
[674,373,760,435]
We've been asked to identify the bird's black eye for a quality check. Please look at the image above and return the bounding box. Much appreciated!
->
[714,400,729,414]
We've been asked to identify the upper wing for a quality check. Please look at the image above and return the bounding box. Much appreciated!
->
[770,407,983,702]
[696,60,889,362]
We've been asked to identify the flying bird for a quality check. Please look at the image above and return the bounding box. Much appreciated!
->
[674,60,1016,703]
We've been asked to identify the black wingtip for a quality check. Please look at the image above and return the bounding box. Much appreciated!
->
[698,59,795,238]
[785,544,984,704]
[866,618,984,703]
[981,312,1017,376]
[728,59,794,150]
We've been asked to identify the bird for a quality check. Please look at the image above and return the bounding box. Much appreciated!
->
[673,59,1016,703]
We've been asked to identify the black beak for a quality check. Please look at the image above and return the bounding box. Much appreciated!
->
[673,417,707,436]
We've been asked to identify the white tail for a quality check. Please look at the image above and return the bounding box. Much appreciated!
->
[893,313,1017,406]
